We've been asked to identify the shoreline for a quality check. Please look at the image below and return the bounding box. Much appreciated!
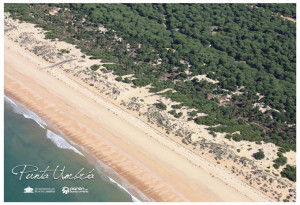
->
[4,94,148,202]
[4,14,294,202]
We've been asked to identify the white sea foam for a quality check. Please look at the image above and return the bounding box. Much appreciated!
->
[108,177,141,202]
[4,95,47,129]
[46,130,84,156]
[4,95,16,106]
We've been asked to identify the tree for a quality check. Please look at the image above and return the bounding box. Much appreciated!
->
[154,102,167,110]
[123,77,132,83]
[115,76,122,81]
[254,150,265,160]
[90,64,100,71]
[281,165,296,182]
[273,152,287,167]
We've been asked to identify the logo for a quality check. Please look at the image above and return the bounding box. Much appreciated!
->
[24,186,34,193]
[62,186,70,194]
[35,188,55,194]
[23,186,55,194]
[61,186,88,194]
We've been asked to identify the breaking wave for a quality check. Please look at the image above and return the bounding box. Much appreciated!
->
[4,95,47,129]
[46,130,84,156]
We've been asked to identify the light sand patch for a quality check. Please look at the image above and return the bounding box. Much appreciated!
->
[189,74,219,84]
[280,15,296,23]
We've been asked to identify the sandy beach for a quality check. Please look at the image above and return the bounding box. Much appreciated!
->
[4,14,295,202]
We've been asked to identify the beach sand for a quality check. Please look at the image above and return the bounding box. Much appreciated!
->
[4,34,275,202]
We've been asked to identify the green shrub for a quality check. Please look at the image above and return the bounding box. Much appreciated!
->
[281,165,296,182]
[168,110,183,118]
[174,112,183,118]
[168,110,176,115]
[123,77,132,83]
[154,102,167,110]
[91,64,100,71]
[273,163,280,169]
[115,76,122,81]
[254,150,265,160]
[273,152,287,167]
[171,104,183,109]
[188,110,198,117]
[209,131,217,137]
[195,116,217,126]
[60,49,70,54]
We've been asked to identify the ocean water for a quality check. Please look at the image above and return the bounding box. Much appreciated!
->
[4,96,147,202]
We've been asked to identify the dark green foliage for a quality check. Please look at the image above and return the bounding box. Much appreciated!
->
[210,124,263,142]
[168,110,176,115]
[209,131,217,137]
[254,150,265,160]
[273,163,280,169]
[195,116,218,126]
[115,76,122,81]
[90,64,100,71]
[278,147,287,153]
[281,165,296,182]
[188,110,198,117]
[273,152,287,168]
[57,49,70,55]
[45,32,57,39]
[257,3,296,18]
[175,112,183,118]
[168,110,183,118]
[60,49,70,54]
[154,102,167,110]
[123,78,132,83]
[171,104,183,109]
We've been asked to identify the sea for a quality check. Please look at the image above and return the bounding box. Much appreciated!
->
[4,95,149,202]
